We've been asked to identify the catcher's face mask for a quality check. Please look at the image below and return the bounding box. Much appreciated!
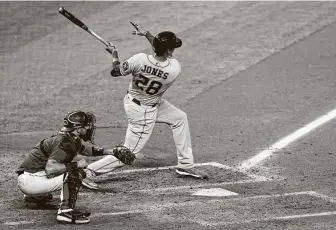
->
[64,111,97,144]
[81,112,96,144]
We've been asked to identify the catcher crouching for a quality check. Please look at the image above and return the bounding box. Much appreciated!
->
[16,111,135,224]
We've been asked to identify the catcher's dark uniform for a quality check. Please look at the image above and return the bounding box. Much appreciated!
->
[16,128,102,224]
[17,131,93,174]
[17,110,135,224]
[17,131,95,205]
[16,111,104,224]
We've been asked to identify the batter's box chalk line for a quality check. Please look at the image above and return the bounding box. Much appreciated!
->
[103,161,272,181]
[190,191,336,227]
[86,162,274,194]
[5,191,336,226]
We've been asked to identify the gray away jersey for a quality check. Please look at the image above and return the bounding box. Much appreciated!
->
[120,53,181,105]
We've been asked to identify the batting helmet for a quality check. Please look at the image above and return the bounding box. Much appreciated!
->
[153,31,182,56]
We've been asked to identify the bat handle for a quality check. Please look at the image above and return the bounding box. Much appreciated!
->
[89,29,110,46]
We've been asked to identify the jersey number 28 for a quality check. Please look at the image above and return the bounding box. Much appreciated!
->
[135,74,162,95]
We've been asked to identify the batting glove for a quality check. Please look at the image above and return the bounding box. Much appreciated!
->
[130,21,147,36]
[105,42,116,54]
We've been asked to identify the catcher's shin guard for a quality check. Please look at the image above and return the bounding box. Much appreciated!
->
[60,168,86,210]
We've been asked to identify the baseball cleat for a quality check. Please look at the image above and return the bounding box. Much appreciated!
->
[82,170,100,190]
[57,209,90,224]
[176,168,209,180]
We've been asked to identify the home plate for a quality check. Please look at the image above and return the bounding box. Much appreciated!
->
[192,188,239,197]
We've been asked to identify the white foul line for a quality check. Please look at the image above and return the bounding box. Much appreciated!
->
[240,107,336,169]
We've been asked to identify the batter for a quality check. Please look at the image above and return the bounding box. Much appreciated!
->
[87,23,209,181]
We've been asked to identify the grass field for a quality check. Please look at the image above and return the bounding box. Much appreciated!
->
[1,1,336,229]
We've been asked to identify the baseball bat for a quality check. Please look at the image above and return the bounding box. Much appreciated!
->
[58,6,109,46]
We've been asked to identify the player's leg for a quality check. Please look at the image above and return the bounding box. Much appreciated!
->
[156,99,209,179]
[84,154,125,190]
[156,99,194,167]
[123,94,157,154]
[57,168,90,224]
[18,171,63,204]
[72,155,100,190]
[86,95,157,175]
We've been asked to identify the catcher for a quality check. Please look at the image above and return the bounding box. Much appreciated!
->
[16,110,135,224]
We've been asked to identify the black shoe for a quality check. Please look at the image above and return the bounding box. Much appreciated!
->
[176,168,209,179]
[24,194,53,204]
[73,209,91,217]
[57,209,90,224]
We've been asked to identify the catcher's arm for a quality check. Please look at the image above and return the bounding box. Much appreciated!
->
[78,142,135,165]
[105,146,136,165]
[130,22,154,46]
[76,141,111,157]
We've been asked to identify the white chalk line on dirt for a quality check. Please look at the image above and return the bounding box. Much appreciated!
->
[41,192,333,218]
[308,191,336,204]
[70,192,336,223]
[4,191,335,226]
[3,220,36,226]
[125,178,269,194]
[105,161,271,181]
[2,162,268,203]
[175,191,336,226]
[240,107,336,170]
[192,211,336,226]
[82,161,271,194]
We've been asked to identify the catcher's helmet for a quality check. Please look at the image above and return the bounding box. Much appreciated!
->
[153,31,182,56]
[63,111,90,129]
[63,111,97,143]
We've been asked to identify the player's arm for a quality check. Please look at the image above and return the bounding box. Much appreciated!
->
[144,31,154,46]
[45,138,86,176]
[45,159,67,175]
[78,141,112,157]
[106,45,141,77]
[105,43,122,77]
[130,21,154,46]
[45,159,87,175]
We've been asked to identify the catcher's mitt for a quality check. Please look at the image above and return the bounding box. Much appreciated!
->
[113,146,136,165]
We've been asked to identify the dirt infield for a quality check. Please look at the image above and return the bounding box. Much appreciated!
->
[1,1,336,229]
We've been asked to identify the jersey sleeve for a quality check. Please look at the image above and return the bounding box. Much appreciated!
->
[78,141,94,156]
[173,59,182,75]
[120,53,145,76]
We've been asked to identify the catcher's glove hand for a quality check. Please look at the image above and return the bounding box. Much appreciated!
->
[111,145,136,165]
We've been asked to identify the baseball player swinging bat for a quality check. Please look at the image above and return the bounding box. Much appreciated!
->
[58,7,114,48]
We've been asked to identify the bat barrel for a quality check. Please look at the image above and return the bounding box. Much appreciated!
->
[58,6,110,47]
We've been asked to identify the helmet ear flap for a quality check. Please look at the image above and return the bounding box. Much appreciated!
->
[63,119,69,126]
